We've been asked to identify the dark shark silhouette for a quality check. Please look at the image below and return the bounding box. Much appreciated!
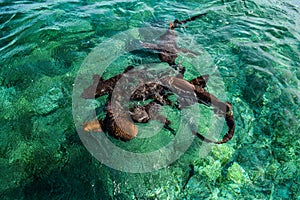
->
[141,13,207,69]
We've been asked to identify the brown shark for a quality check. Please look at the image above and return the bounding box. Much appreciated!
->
[141,13,207,68]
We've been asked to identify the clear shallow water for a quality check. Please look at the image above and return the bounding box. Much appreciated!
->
[0,0,299,199]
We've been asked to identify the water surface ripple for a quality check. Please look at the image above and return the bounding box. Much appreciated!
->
[0,0,299,199]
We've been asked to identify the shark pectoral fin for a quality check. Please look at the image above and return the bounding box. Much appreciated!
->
[178,48,201,57]
[141,42,163,52]
[177,13,208,25]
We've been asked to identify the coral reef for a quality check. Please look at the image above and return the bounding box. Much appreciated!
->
[0,0,299,199]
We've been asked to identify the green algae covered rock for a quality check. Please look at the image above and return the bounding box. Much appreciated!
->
[211,145,235,164]
[0,71,75,196]
[33,86,64,115]
[0,86,17,120]
[201,159,222,182]
[0,158,28,192]
[227,162,251,185]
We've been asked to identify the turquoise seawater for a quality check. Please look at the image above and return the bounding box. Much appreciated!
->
[1,0,299,199]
